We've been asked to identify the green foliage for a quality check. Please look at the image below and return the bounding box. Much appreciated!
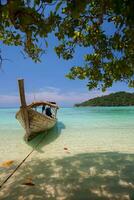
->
[0,0,60,62]
[55,0,134,91]
[0,0,134,90]
[75,92,134,107]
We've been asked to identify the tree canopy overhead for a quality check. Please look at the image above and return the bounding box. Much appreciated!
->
[0,0,134,91]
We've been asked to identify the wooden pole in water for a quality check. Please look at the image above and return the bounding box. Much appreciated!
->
[18,79,30,138]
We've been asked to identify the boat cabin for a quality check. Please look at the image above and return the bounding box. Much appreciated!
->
[28,101,59,119]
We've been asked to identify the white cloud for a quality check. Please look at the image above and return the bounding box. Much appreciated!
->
[26,88,108,106]
[0,87,109,107]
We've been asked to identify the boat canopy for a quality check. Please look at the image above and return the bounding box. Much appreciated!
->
[28,101,59,109]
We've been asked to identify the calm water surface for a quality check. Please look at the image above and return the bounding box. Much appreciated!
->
[0,107,134,161]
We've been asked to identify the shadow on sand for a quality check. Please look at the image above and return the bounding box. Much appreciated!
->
[0,152,134,200]
[25,121,65,152]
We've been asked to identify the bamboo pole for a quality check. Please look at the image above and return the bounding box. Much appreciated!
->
[18,79,30,138]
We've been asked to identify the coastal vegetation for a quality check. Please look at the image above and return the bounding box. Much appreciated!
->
[75,91,134,107]
[0,0,134,90]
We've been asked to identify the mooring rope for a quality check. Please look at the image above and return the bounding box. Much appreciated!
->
[0,132,47,189]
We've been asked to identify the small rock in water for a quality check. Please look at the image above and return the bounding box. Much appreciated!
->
[22,182,35,186]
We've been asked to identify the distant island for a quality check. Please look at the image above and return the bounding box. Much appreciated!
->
[75,91,134,107]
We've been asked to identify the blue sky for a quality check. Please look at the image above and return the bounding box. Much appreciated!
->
[0,32,134,107]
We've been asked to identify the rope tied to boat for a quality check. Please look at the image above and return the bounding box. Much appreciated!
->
[0,132,47,189]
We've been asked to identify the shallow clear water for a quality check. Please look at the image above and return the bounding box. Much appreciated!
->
[0,107,134,162]
[0,107,134,199]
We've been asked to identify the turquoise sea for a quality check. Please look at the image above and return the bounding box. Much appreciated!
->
[0,107,134,199]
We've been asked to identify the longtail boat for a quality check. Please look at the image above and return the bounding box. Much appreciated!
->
[16,79,59,141]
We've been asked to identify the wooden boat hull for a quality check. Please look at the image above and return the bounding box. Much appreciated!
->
[16,108,57,140]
